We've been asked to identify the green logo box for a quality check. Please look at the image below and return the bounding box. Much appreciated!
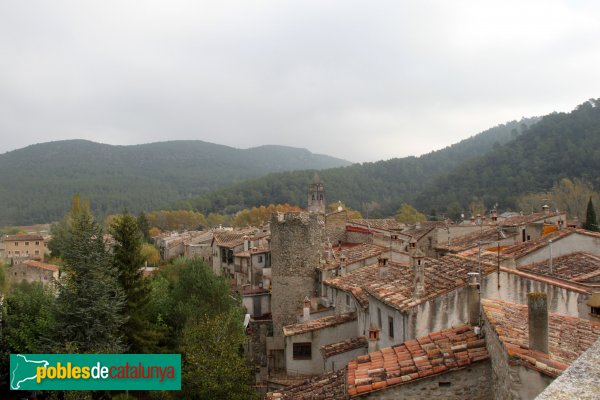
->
[10,354,181,391]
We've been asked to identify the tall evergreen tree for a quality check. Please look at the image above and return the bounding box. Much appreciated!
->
[111,212,160,352]
[137,211,151,243]
[584,197,599,232]
[50,198,126,353]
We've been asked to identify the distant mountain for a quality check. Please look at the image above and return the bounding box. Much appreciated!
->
[0,140,351,225]
[416,99,600,213]
[184,116,539,216]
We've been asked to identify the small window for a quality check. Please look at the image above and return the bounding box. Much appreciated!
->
[388,316,394,338]
[377,308,382,329]
[35,250,39,255]
[591,307,600,316]
[527,235,531,241]
[35,241,40,245]
[258,255,263,263]
[293,342,312,360]
[14,242,18,246]
[25,241,29,246]
[439,381,451,387]
[346,294,350,306]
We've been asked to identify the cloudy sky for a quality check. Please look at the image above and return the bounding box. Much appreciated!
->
[1,1,599,162]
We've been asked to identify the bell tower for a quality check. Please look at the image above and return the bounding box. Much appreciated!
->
[307,173,325,214]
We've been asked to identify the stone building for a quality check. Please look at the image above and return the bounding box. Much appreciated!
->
[8,259,59,286]
[307,173,326,214]
[2,234,46,262]
[268,211,324,373]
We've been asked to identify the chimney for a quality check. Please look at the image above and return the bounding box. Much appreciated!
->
[412,249,425,299]
[467,272,480,327]
[378,257,389,279]
[339,255,347,276]
[368,325,380,354]
[528,292,548,353]
[491,209,498,222]
[243,235,249,252]
[302,297,311,322]
[542,204,550,215]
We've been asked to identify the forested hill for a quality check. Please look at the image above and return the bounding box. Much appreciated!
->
[0,140,350,225]
[416,99,600,213]
[183,117,538,216]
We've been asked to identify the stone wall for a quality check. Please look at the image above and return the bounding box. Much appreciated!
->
[482,311,553,400]
[362,361,492,399]
[8,263,57,286]
[271,212,324,336]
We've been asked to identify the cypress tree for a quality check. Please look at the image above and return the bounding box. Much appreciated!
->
[111,212,160,352]
[584,197,599,232]
[51,199,126,353]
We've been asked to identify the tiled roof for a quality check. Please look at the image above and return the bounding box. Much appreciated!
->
[518,252,600,284]
[482,298,600,378]
[234,246,270,257]
[435,226,514,252]
[501,229,575,259]
[212,229,256,248]
[347,325,488,397]
[500,211,564,227]
[3,234,44,241]
[364,255,496,312]
[321,336,368,359]
[400,221,446,240]
[22,260,59,272]
[283,313,357,337]
[324,262,407,308]
[319,243,387,271]
[266,370,347,400]
[348,219,404,232]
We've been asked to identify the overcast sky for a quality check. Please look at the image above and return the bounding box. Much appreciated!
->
[1,1,599,162]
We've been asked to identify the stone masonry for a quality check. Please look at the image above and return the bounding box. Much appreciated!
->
[271,211,324,336]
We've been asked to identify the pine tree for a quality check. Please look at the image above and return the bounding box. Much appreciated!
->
[111,212,161,352]
[50,198,126,353]
[584,197,599,232]
[137,211,151,243]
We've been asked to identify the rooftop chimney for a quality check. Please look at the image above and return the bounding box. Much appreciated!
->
[542,204,550,215]
[528,292,548,353]
[368,325,380,354]
[243,235,250,252]
[467,272,480,327]
[491,209,498,222]
[412,249,425,299]
[339,255,347,276]
[302,297,311,322]
[378,257,389,279]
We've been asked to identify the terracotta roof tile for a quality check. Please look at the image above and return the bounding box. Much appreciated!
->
[283,313,357,337]
[482,298,600,378]
[266,370,346,400]
[21,260,59,272]
[436,227,515,253]
[321,336,368,359]
[500,211,564,227]
[501,228,574,259]
[348,219,404,231]
[319,243,387,271]
[346,325,487,397]
[3,234,44,242]
[518,252,600,284]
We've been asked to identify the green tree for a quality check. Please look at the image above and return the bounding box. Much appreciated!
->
[111,212,161,352]
[584,197,599,231]
[50,199,126,353]
[138,211,152,243]
[181,311,258,400]
[3,282,55,353]
[395,203,427,224]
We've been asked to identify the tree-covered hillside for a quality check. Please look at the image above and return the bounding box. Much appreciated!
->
[0,140,350,225]
[417,99,600,213]
[184,117,538,216]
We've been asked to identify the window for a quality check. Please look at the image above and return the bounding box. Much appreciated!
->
[439,382,451,387]
[346,294,350,306]
[14,242,18,246]
[35,241,40,245]
[377,308,382,329]
[591,307,600,317]
[35,250,39,255]
[293,342,312,360]
[388,316,394,338]
[258,255,263,263]
[25,241,29,246]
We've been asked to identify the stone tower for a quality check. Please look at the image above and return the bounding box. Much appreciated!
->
[270,211,324,335]
[307,173,326,214]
